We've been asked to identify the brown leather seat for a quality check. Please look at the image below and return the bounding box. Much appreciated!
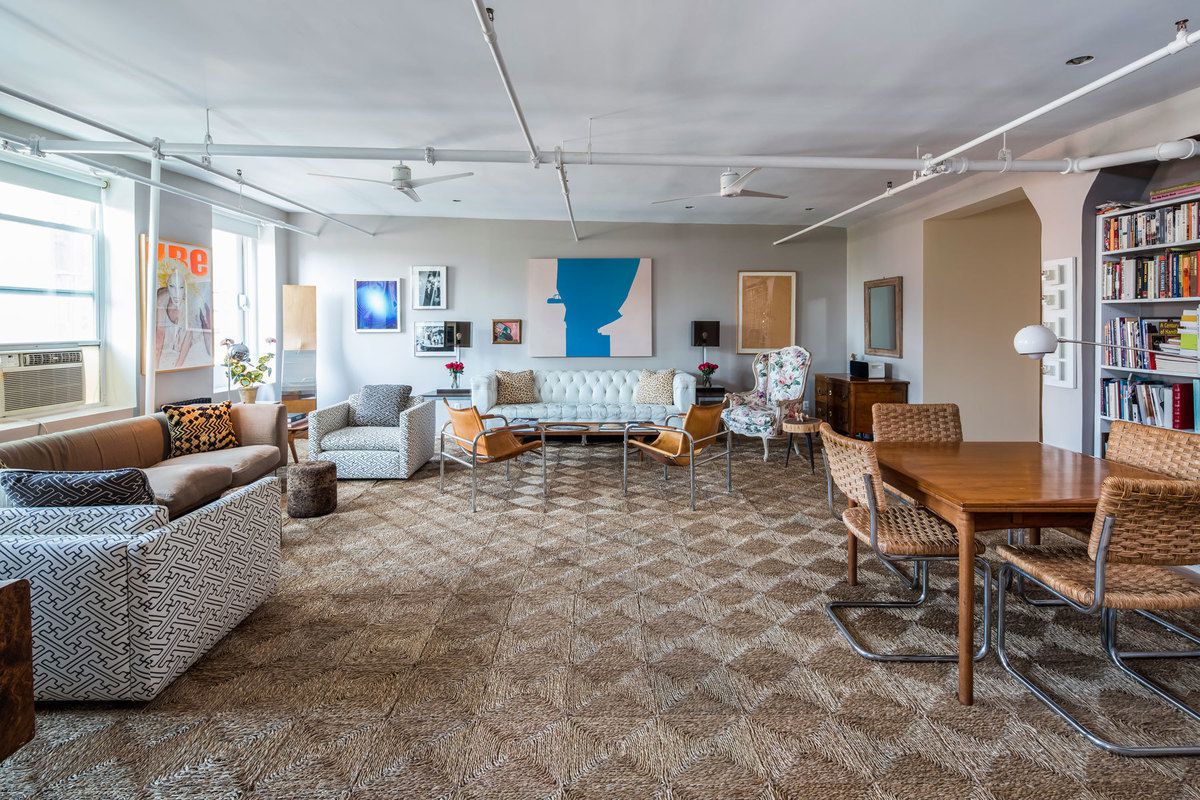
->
[143,463,234,518]
[157,445,282,486]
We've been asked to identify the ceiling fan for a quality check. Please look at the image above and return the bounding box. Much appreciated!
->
[652,167,787,204]
[308,163,474,202]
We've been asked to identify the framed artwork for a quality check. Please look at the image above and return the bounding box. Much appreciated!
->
[527,258,652,357]
[492,319,522,344]
[864,276,903,358]
[411,265,447,310]
[354,279,400,333]
[140,235,214,373]
[413,320,455,357]
[736,270,796,354]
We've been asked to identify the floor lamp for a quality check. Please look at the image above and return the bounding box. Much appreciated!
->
[1013,324,1200,365]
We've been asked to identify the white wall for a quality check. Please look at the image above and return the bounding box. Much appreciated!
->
[846,83,1200,452]
[288,216,847,408]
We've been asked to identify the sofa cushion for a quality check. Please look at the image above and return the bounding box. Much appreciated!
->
[157,445,281,487]
[496,370,538,405]
[491,403,681,425]
[320,426,404,452]
[0,416,166,472]
[142,463,233,518]
[350,384,412,427]
[722,404,777,437]
[0,468,155,508]
[163,401,239,457]
[633,369,676,404]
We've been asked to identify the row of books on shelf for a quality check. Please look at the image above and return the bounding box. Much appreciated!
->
[1103,199,1200,251]
[1101,250,1200,300]
[1101,378,1196,430]
[1101,311,1200,373]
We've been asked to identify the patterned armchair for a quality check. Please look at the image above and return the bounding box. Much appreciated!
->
[721,345,812,460]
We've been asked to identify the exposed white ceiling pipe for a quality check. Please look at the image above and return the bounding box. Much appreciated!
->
[926,21,1200,169]
[773,174,944,245]
[144,154,161,414]
[0,81,372,237]
[0,130,318,236]
[1073,138,1199,172]
[31,139,1079,174]
[554,151,579,242]
[470,1,540,168]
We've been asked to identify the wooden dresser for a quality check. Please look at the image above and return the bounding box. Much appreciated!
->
[1,579,34,762]
[814,373,909,437]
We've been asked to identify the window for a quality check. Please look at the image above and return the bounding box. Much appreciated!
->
[212,224,260,390]
[0,181,101,346]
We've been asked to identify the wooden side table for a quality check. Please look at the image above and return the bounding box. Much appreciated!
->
[1,579,34,762]
[782,418,822,472]
[695,386,727,405]
[287,417,308,464]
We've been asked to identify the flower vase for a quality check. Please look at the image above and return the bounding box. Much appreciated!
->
[700,375,712,389]
[450,373,460,390]
[238,386,259,404]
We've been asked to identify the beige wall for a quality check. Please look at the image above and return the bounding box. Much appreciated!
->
[847,83,1200,452]
[923,197,1041,440]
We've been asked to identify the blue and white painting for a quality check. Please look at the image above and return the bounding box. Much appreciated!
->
[354,279,400,332]
[528,258,652,357]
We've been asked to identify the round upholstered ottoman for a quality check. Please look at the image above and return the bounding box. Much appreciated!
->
[287,460,337,518]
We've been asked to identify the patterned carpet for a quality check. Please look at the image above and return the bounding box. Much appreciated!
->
[3,439,1200,799]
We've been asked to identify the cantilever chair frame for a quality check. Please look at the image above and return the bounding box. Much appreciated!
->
[621,412,733,511]
[824,467,993,663]
[996,515,1200,758]
[439,413,548,513]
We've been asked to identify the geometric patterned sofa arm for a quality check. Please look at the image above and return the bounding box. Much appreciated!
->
[397,398,436,478]
[0,504,169,536]
[126,477,281,701]
[308,401,350,458]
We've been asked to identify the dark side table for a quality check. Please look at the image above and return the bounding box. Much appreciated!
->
[1,579,34,761]
[696,386,727,405]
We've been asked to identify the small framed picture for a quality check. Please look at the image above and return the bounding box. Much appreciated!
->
[492,319,522,345]
[411,265,447,310]
[414,320,455,357]
[354,279,400,333]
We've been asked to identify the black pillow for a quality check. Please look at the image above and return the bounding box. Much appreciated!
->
[0,468,155,508]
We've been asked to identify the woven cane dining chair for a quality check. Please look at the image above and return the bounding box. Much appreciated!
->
[439,402,547,512]
[623,402,731,510]
[871,403,963,443]
[820,423,992,662]
[995,476,1200,756]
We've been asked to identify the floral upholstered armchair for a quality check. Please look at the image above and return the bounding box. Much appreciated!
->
[721,345,812,460]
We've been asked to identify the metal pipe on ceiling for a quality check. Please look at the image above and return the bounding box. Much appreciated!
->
[470,0,540,168]
[0,130,318,236]
[0,81,372,237]
[144,154,161,415]
[773,174,944,246]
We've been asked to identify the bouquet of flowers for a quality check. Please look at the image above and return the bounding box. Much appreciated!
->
[445,360,465,389]
[698,361,718,388]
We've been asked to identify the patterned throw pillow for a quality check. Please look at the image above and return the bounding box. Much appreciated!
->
[0,468,155,508]
[163,401,239,457]
[350,384,412,426]
[495,370,539,405]
[633,369,676,404]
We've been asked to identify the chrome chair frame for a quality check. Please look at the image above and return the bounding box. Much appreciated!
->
[439,414,547,513]
[996,516,1200,757]
[621,414,732,511]
[825,468,992,663]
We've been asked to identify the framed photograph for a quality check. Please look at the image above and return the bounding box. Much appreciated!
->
[413,320,455,357]
[492,318,522,345]
[354,279,400,333]
[736,270,796,354]
[411,265,447,310]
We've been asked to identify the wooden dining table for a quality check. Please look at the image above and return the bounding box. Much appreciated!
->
[872,441,1166,705]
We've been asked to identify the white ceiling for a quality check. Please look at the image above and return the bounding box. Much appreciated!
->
[1,0,1199,229]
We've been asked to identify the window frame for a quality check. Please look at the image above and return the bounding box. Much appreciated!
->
[212,226,260,392]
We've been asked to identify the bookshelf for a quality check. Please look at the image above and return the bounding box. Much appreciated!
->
[1095,187,1200,454]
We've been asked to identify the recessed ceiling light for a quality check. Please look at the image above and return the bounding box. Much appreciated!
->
[684,205,694,209]
[1066,54,1094,66]
[452,199,461,202]
[804,207,814,211]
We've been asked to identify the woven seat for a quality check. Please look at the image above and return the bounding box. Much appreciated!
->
[997,545,1200,610]
[843,505,982,558]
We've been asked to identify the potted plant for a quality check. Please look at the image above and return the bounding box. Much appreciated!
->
[445,360,464,390]
[224,351,275,404]
[698,361,718,389]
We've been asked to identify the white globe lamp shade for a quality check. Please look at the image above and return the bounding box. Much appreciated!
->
[1013,324,1060,359]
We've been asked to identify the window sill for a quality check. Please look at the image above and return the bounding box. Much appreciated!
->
[0,404,137,443]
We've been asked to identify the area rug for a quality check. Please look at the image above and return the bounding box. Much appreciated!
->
[2,440,1199,799]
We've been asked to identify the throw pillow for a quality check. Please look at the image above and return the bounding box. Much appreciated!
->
[350,384,412,426]
[163,401,239,457]
[495,370,539,405]
[0,468,155,508]
[634,369,676,404]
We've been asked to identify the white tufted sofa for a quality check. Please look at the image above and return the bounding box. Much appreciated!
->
[471,369,696,424]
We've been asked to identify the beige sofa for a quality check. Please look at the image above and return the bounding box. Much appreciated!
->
[0,404,287,518]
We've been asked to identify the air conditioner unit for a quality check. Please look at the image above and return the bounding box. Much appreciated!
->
[0,349,87,418]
